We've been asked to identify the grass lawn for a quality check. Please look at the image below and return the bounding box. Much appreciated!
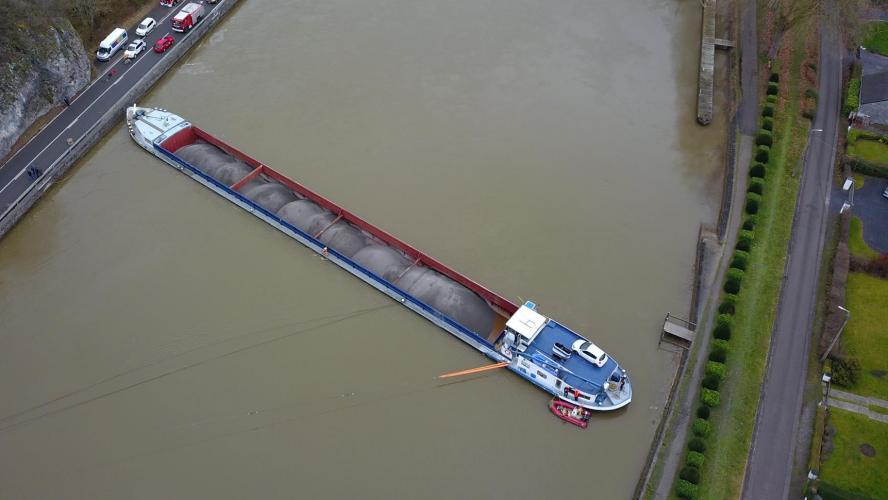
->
[693,26,809,500]
[848,216,878,260]
[863,21,888,57]
[847,138,888,165]
[818,408,888,498]
[842,272,888,400]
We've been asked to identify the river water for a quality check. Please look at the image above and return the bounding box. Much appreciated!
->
[0,0,725,497]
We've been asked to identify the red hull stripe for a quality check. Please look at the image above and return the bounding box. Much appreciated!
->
[166,126,518,316]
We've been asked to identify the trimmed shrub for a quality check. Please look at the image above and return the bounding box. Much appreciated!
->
[756,130,773,147]
[805,88,818,99]
[761,116,774,131]
[676,479,699,499]
[686,451,705,469]
[831,356,862,387]
[737,230,755,252]
[766,94,778,104]
[724,268,744,294]
[731,250,750,271]
[701,388,721,407]
[755,145,770,163]
[713,314,733,340]
[696,405,710,419]
[803,108,816,121]
[748,178,765,195]
[709,340,729,362]
[692,418,712,437]
[743,214,758,231]
[718,293,738,314]
[705,360,727,380]
[702,373,721,390]
[762,103,775,117]
[769,72,779,83]
[767,82,779,95]
[750,162,767,179]
[843,63,861,115]
[847,157,888,179]
[688,437,706,453]
[680,466,701,484]
[746,192,762,215]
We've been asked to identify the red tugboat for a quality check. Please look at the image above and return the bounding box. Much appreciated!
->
[549,398,591,428]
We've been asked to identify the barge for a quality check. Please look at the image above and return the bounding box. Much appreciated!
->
[126,105,632,411]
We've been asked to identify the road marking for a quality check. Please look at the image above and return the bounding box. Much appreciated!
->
[0,38,160,195]
[0,6,181,168]
[0,2,219,197]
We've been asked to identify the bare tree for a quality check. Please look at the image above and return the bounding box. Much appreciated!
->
[768,0,872,57]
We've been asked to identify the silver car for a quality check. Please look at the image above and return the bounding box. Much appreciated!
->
[135,17,156,37]
[123,39,146,60]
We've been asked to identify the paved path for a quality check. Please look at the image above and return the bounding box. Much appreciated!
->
[0,0,225,220]
[828,391,888,423]
[741,12,843,500]
[853,177,888,252]
[739,0,759,135]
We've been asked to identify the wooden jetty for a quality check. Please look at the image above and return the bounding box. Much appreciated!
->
[696,0,733,125]
[660,313,697,347]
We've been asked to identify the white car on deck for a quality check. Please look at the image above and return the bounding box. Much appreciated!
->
[135,17,156,36]
[123,39,146,60]
[572,339,609,367]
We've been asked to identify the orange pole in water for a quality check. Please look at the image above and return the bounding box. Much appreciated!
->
[438,361,509,379]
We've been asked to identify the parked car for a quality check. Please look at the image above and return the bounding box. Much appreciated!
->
[153,35,175,53]
[160,0,181,6]
[883,185,888,199]
[123,39,146,60]
[135,17,156,36]
[571,339,609,367]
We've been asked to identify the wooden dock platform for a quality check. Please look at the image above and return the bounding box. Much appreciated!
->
[696,0,717,125]
[660,313,697,347]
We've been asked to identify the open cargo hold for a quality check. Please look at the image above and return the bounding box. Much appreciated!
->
[127,106,632,411]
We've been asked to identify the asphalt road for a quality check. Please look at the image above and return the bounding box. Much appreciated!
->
[741,16,843,500]
[0,0,224,217]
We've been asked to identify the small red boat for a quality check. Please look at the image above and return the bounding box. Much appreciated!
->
[549,398,591,428]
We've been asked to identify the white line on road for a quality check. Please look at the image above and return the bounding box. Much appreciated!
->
[0,6,180,168]
[0,39,160,195]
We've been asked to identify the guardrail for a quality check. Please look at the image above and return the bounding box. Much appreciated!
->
[0,0,241,239]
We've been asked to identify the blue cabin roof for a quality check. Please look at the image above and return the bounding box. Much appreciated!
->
[525,319,620,393]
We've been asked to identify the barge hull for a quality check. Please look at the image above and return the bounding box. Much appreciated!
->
[151,140,505,360]
[127,105,631,411]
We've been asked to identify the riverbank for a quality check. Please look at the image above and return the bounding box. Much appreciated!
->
[642,0,826,497]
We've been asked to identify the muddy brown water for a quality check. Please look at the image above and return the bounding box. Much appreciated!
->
[0,0,725,497]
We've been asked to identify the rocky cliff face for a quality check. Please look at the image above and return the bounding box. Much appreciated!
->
[0,14,89,159]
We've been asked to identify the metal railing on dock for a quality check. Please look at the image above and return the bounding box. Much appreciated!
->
[696,0,734,125]
[660,312,697,347]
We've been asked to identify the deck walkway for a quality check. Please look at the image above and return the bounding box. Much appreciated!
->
[697,0,717,125]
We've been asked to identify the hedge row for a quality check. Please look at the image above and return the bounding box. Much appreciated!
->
[847,156,888,179]
[842,62,861,116]
[675,76,781,500]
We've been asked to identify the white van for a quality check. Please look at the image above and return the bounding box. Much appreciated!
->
[96,28,128,61]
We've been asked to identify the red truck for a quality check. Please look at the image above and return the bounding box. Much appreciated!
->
[171,2,204,32]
